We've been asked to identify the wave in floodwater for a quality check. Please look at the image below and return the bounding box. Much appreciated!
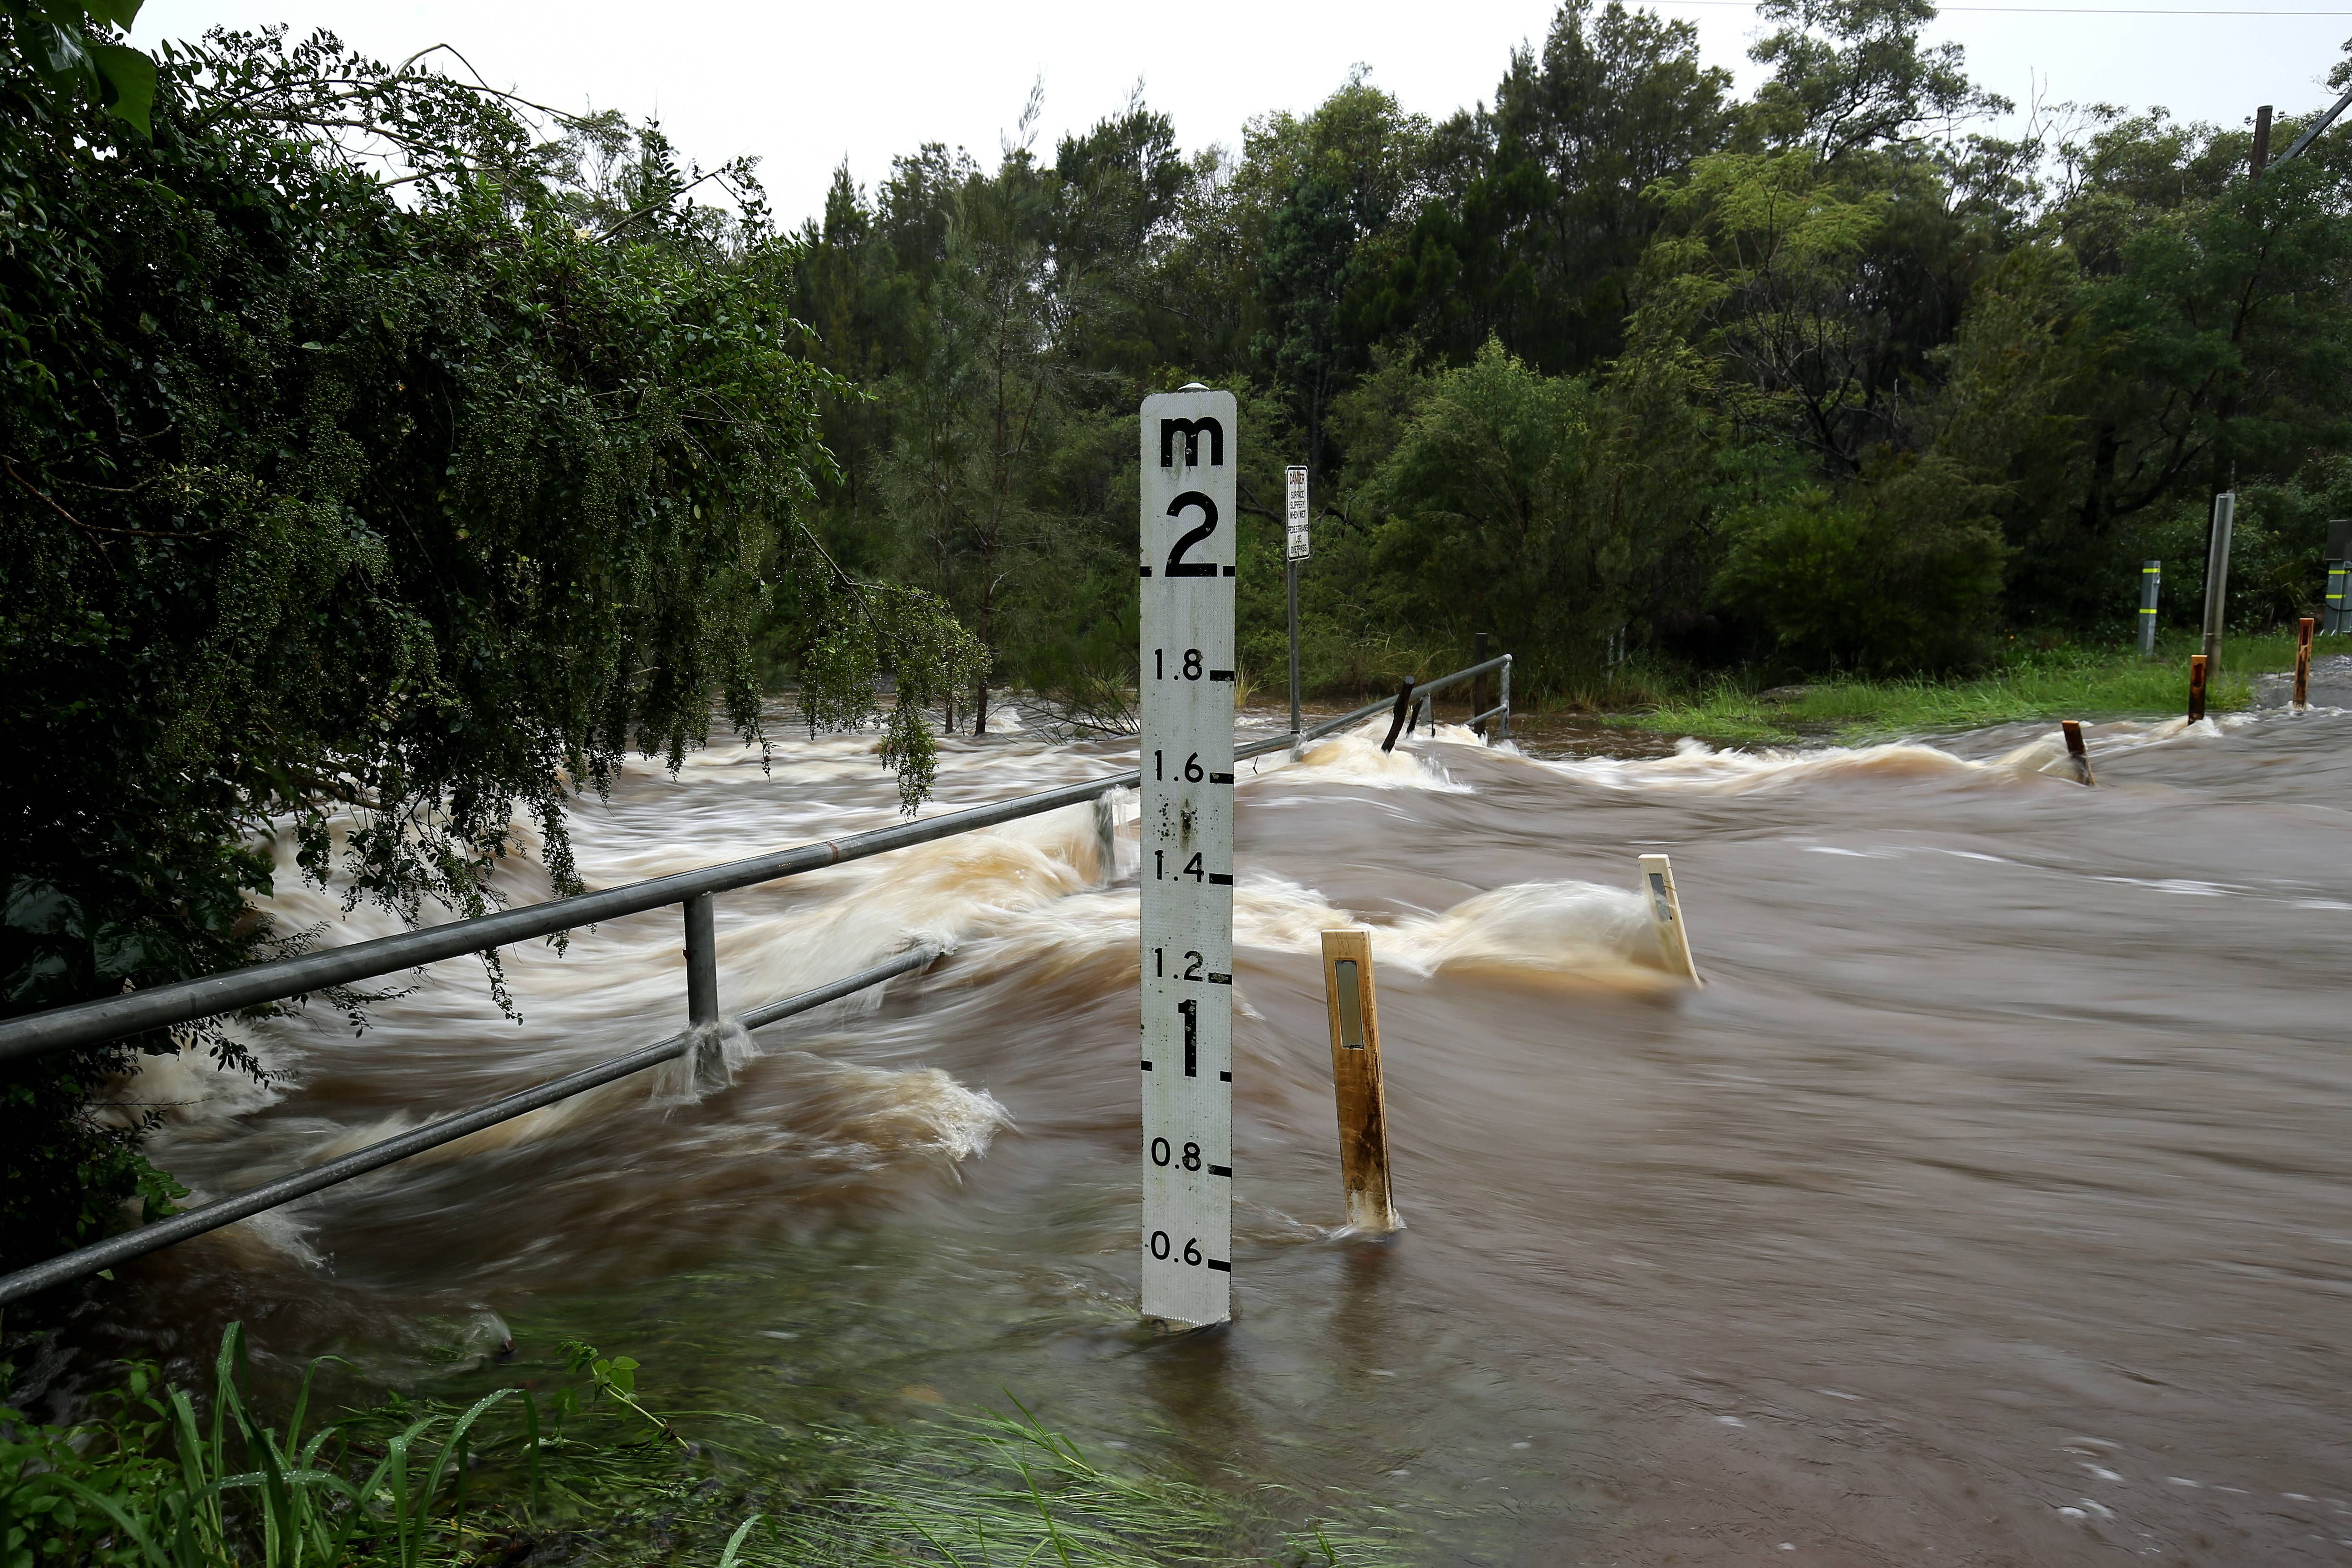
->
[69,671,2352,1565]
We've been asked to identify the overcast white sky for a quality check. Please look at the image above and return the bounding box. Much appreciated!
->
[133,0,2351,225]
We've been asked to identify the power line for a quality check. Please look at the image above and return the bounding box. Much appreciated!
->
[1650,2,2349,12]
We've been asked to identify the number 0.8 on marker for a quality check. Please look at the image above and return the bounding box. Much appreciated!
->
[1137,388,1237,1328]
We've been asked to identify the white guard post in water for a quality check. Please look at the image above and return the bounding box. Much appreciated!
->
[1139,387,1239,1327]
[1639,853,1702,987]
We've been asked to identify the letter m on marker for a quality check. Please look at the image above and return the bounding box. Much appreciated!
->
[1160,417,1224,468]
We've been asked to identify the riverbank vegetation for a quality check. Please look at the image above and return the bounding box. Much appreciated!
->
[1622,632,2304,744]
[1,1324,1396,1566]
[1493,625,2307,742]
[776,0,2352,720]
[0,13,985,1269]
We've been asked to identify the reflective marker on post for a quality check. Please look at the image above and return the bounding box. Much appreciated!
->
[1320,929,1400,1234]
[2138,559,2161,659]
[1639,854,1701,986]
[1139,386,1238,1328]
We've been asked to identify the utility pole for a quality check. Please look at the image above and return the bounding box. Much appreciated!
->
[2252,105,2274,181]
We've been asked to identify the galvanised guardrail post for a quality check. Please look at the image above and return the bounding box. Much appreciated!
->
[684,892,720,1029]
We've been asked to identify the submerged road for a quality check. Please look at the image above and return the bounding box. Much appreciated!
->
[46,657,2352,1564]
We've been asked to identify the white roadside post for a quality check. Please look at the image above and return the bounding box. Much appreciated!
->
[1639,853,1701,987]
[1139,387,1239,1328]
[1286,464,1309,739]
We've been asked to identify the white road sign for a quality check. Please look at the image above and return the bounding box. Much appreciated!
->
[1137,387,1238,1328]
[1286,465,1310,561]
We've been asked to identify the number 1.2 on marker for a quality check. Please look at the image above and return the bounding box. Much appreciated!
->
[1137,388,1237,1327]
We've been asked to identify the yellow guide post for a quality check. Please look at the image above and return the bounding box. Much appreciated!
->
[1319,929,1401,1234]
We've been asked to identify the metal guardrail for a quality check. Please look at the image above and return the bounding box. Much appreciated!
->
[0,950,938,1305]
[0,654,1509,1305]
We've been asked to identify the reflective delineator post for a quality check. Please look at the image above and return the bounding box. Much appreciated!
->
[1319,929,1400,1234]
[2138,559,2161,658]
[2062,720,2095,786]
[2296,617,2314,708]
[1639,854,1701,986]
[2188,654,2209,723]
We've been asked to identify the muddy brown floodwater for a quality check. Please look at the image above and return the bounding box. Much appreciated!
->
[31,658,2352,1565]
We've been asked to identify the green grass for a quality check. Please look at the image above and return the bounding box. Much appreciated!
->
[1622,629,2320,746]
[1,1326,1405,1568]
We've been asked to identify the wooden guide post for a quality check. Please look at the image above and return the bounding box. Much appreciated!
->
[1138,386,1238,1328]
[1319,929,1400,1233]
[2295,617,2314,708]
[1639,854,1701,986]
[2188,654,2209,723]
[2062,720,2095,786]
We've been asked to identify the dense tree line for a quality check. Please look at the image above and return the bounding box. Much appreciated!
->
[785,0,2352,708]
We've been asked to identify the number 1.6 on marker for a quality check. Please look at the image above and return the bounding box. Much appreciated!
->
[1137,388,1237,1328]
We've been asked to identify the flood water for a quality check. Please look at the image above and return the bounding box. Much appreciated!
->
[40,658,2352,1564]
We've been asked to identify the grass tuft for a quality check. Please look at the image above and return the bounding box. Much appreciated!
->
[1624,631,2316,745]
[2,1327,1406,1568]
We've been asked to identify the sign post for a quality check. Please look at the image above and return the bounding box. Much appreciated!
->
[1285,465,1309,738]
[1138,387,1238,1328]
[2200,491,2234,674]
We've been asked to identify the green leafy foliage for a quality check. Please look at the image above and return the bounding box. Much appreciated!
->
[1712,471,2006,671]
[780,1,2352,713]
[0,29,979,1276]
[1,0,154,134]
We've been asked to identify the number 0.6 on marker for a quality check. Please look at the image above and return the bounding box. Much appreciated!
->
[1137,387,1237,1328]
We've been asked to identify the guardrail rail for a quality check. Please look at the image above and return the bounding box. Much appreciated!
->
[0,655,1511,1305]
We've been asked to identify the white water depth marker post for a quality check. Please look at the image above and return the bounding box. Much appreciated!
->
[1139,387,1238,1327]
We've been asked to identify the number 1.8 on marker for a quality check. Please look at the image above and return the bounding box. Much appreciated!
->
[1137,387,1237,1328]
